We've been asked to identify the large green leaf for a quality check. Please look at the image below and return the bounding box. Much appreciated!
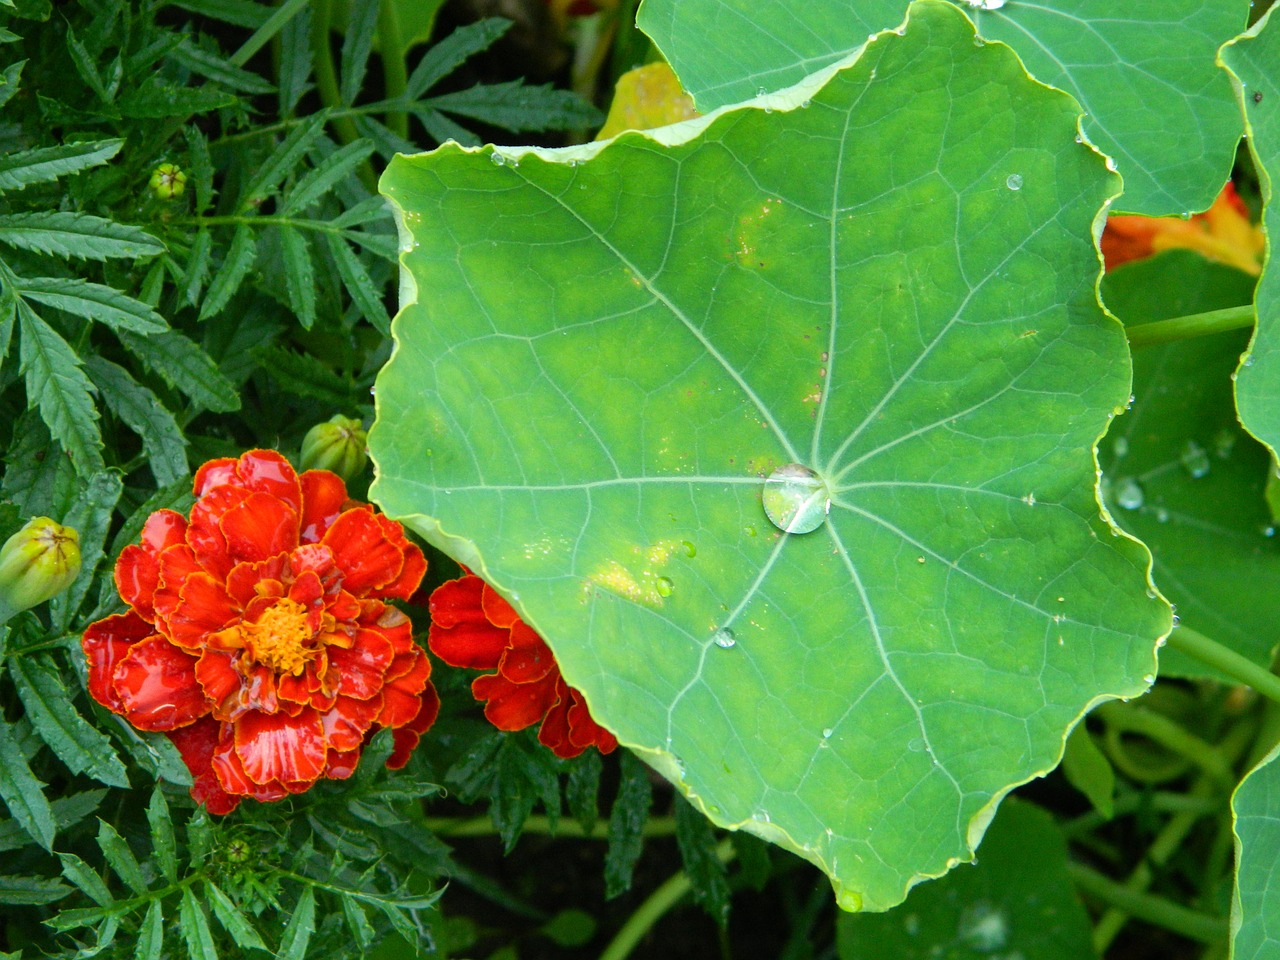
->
[372,1,1166,911]
[635,0,1247,217]
[1097,251,1278,679]
[1221,9,1280,457]
[1232,741,1280,959]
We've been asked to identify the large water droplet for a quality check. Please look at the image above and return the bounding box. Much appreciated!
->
[681,540,697,558]
[1114,476,1144,511]
[1005,173,1023,191]
[655,576,674,598]
[964,0,1007,8]
[837,889,864,912]
[762,464,831,534]
[712,627,736,648]
[1180,439,1211,479]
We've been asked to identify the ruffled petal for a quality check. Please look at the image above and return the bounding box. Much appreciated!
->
[324,746,362,780]
[320,696,381,752]
[388,685,439,770]
[211,730,290,803]
[163,572,239,649]
[480,583,520,629]
[473,672,559,732]
[329,628,395,700]
[167,717,241,814]
[195,650,241,715]
[322,508,413,598]
[83,612,155,714]
[152,543,202,622]
[112,637,207,730]
[537,684,579,759]
[219,492,298,565]
[378,648,432,728]
[566,687,617,755]
[224,556,287,608]
[115,510,186,619]
[498,621,556,683]
[299,470,348,543]
[427,577,509,669]
[196,449,302,513]
[375,514,427,601]
[233,708,327,785]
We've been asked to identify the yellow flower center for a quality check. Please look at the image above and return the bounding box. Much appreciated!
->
[242,598,316,676]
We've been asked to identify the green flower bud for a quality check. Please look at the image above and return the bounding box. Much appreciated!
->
[300,415,368,482]
[0,517,81,614]
[148,162,186,200]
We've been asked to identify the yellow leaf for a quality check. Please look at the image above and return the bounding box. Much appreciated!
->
[596,62,700,140]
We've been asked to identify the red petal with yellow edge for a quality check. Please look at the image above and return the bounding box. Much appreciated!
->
[151,543,201,619]
[115,510,186,619]
[194,649,240,711]
[224,555,287,608]
[427,577,508,669]
[374,513,426,600]
[329,628,395,700]
[164,572,238,648]
[538,689,581,759]
[324,746,362,780]
[211,732,290,803]
[83,612,154,714]
[299,470,348,543]
[567,687,617,754]
[322,507,408,597]
[378,659,432,729]
[388,685,440,769]
[234,708,327,785]
[113,637,206,730]
[498,621,556,683]
[321,695,381,751]
[219,492,298,563]
[197,449,302,513]
[474,672,558,731]
[480,582,519,628]
[192,456,238,495]
[167,717,241,814]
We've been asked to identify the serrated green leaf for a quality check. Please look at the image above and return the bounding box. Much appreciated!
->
[179,227,214,306]
[94,819,147,895]
[255,344,356,404]
[187,808,213,867]
[0,212,163,260]
[137,901,163,960]
[0,60,26,110]
[414,107,482,148]
[86,356,188,486]
[168,0,268,28]
[566,748,602,835]
[605,751,652,899]
[340,0,379,105]
[0,873,70,905]
[198,225,257,320]
[429,80,602,132]
[206,881,269,951]
[280,140,376,215]
[0,789,106,853]
[636,0,1246,217]
[17,301,103,474]
[0,413,78,517]
[48,469,123,631]
[1061,724,1114,820]
[342,896,376,949]
[324,231,389,333]
[277,886,316,960]
[9,655,130,789]
[170,39,275,94]
[1221,9,1280,460]
[116,329,240,412]
[239,114,327,211]
[372,1,1166,909]
[58,853,112,908]
[331,195,392,229]
[185,125,216,215]
[278,227,317,329]
[179,888,218,960]
[15,275,167,335]
[406,18,509,99]
[278,4,313,115]
[674,796,730,923]
[353,114,416,161]
[1098,251,1277,679]
[66,24,112,102]
[117,77,237,119]
[0,138,122,192]
[145,787,177,884]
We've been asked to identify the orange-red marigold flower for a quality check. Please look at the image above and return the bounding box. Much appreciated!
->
[82,450,439,813]
[427,575,616,759]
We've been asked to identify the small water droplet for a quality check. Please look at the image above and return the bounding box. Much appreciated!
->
[1180,439,1211,479]
[800,99,811,108]
[837,889,863,912]
[1104,156,1118,172]
[681,540,696,558]
[655,576,674,597]
[1263,525,1276,538]
[907,737,925,753]
[1112,436,1129,458]
[744,524,757,538]
[1155,507,1170,523]
[490,152,506,166]
[1179,211,1192,220]
[822,728,833,739]
[916,556,926,564]
[756,87,767,98]
[1142,673,1155,684]
[1005,173,1023,191]
[712,627,736,648]
[1114,476,1144,510]
[762,464,831,534]
[1244,354,1256,368]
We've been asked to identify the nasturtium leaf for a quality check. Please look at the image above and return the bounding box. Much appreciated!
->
[372,1,1167,911]
[1232,741,1280,959]
[836,799,1096,959]
[1221,8,1280,459]
[1098,251,1279,679]
[635,0,1247,217]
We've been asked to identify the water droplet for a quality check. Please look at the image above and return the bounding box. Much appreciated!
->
[1005,173,1023,191]
[1180,439,1211,479]
[1112,436,1129,459]
[655,576,674,597]
[964,0,1007,8]
[1179,211,1192,220]
[490,152,506,166]
[756,87,767,98]
[837,889,863,912]
[1104,156,1118,172]
[958,902,1009,951]
[1263,525,1276,538]
[681,540,696,558]
[761,463,831,534]
[800,99,811,108]
[1142,673,1155,684]
[822,728,833,739]
[907,737,925,753]
[712,627,736,648]
[1114,476,1144,511]
[1155,507,1170,523]
[744,524,757,538]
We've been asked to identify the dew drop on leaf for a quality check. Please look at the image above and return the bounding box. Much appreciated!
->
[761,463,831,534]
[1113,477,1144,510]
[712,627,736,648]
[1005,173,1023,191]
[655,576,674,597]
[1179,439,1211,478]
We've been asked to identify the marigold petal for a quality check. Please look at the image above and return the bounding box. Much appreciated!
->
[113,637,207,731]
[329,628,395,700]
[211,731,291,803]
[83,612,154,714]
[233,708,327,785]
[498,621,557,683]
[480,582,520,628]
[427,577,509,669]
[224,556,287,608]
[163,571,239,649]
[388,685,440,770]
[322,507,414,598]
[152,543,201,622]
[321,696,381,752]
[473,672,559,732]
[376,514,427,601]
[167,717,241,814]
[196,449,301,512]
[220,492,299,564]
[194,650,241,715]
[538,688,580,759]
[566,687,617,754]
[115,510,186,619]
[379,648,432,728]
[324,746,362,780]
[299,470,349,543]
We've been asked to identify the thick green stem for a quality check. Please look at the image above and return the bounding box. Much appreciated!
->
[1069,862,1227,946]
[377,1,409,140]
[310,0,363,148]
[599,840,735,960]
[1166,625,1280,707]
[1095,702,1235,787]
[1125,305,1255,349]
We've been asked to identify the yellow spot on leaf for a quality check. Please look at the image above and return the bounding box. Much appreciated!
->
[596,62,700,140]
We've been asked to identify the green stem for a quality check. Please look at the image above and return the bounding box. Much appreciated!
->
[377,1,409,140]
[1059,791,1221,839]
[1095,702,1235,787]
[231,0,311,67]
[423,814,677,839]
[1068,862,1227,946]
[599,840,735,960]
[1166,625,1280,707]
[310,0,365,151]
[1125,305,1255,349]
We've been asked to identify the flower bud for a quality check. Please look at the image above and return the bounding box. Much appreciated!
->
[148,163,186,200]
[300,415,368,482]
[0,518,81,614]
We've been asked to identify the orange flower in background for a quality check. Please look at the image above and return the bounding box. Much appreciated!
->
[428,575,617,759]
[82,450,438,814]
[1101,182,1264,274]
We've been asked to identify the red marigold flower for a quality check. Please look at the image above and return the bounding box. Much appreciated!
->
[82,450,439,813]
[427,575,616,759]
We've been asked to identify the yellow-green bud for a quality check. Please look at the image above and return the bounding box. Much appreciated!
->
[300,415,368,482]
[148,162,186,200]
[0,518,81,614]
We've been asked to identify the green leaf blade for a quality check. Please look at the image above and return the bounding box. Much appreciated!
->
[0,212,163,260]
[1233,741,1280,959]
[0,717,55,851]
[17,302,104,474]
[0,139,122,192]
